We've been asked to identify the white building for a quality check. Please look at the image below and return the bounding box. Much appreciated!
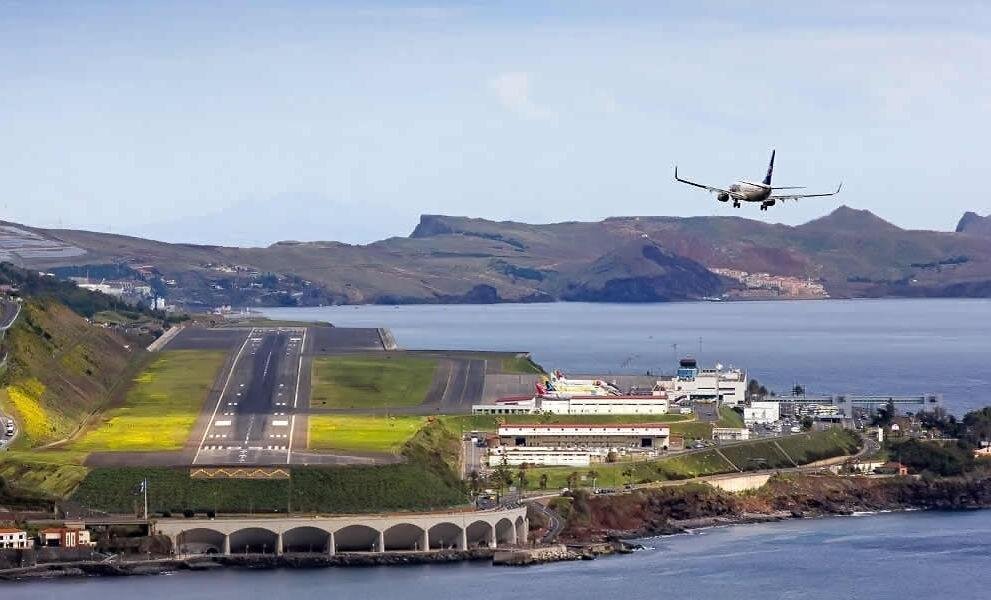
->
[499,424,670,451]
[486,446,597,467]
[472,394,669,416]
[712,427,750,442]
[0,528,30,549]
[744,401,781,425]
[654,358,747,407]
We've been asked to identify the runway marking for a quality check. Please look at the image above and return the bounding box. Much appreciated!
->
[272,420,289,426]
[193,327,255,465]
[286,327,307,465]
[214,420,231,426]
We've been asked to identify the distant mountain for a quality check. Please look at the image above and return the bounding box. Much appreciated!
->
[5,206,991,307]
[957,212,991,237]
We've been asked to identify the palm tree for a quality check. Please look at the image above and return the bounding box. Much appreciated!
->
[516,466,528,491]
[566,471,580,490]
[587,469,599,491]
[538,473,548,490]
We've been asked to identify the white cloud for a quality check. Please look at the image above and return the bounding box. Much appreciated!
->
[488,71,554,120]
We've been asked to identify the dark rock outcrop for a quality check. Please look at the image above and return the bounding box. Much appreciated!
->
[956,212,991,236]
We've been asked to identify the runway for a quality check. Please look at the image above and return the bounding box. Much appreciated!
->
[193,327,307,466]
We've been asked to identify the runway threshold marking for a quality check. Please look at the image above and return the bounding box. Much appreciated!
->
[286,327,307,465]
[192,327,255,465]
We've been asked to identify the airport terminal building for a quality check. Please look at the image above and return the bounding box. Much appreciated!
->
[498,424,671,451]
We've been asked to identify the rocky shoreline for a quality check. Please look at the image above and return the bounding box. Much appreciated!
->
[0,549,497,581]
[556,472,991,543]
[5,473,991,581]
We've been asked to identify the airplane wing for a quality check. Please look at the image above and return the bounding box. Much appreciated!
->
[769,183,843,201]
[674,167,737,197]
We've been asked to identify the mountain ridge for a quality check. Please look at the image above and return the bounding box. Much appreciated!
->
[4,206,991,307]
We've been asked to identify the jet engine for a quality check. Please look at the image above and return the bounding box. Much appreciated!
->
[717,192,729,202]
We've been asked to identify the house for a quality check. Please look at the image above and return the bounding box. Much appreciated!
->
[0,528,31,549]
[38,527,94,548]
[880,461,909,476]
[712,427,750,442]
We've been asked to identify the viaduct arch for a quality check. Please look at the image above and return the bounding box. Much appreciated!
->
[158,505,529,556]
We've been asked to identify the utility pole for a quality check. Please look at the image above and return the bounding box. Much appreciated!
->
[142,478,148,521]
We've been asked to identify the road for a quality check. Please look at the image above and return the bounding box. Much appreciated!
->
[193,327,307,466]
[0,299,20,331]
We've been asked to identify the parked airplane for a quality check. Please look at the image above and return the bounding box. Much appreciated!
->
[674,150,841,211]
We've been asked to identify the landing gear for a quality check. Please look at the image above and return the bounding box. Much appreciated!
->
[733,200,741,208]
[759,203,769,211]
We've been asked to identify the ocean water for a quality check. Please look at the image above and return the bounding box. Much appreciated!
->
[20,510,991,599]
[263,299,991,415]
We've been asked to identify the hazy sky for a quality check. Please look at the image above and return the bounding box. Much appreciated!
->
[2,1,990,246]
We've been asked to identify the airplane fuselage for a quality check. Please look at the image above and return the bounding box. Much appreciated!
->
[728,181,772,202]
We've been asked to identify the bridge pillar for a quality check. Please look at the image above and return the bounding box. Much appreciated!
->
[487,526,496,549]
[327,531,336,556]
[459,527,468,551]
[509,523,517,546]
[276,532,283,556]
[518,518,528,545]
[222,534,230,556]
[377,530,385,553]
[421,529,429,552]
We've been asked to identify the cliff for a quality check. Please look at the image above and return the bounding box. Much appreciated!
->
[557,471,991,543]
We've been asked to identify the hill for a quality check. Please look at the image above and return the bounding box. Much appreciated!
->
[0,298,136,447]
[957,212,991,237]
[4,206,991,306]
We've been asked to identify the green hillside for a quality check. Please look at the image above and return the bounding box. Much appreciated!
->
[0,299,137,447]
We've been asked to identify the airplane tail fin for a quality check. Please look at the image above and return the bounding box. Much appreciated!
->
[763,149,775,185]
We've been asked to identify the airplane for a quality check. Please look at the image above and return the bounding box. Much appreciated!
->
[674,150,841,211]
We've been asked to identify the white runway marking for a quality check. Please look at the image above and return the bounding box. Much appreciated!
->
[193,327,254,465]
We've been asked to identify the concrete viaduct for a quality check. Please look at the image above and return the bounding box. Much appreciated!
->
[154,505,529,556]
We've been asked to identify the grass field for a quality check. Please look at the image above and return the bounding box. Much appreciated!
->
[500,355,544,374]
[0,450,90,498]
[68,350,226,452]
[310,355,437,409]
[308,415,426,453]
[518,429,860,491]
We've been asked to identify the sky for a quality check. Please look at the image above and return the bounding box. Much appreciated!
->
[2,1,990,247]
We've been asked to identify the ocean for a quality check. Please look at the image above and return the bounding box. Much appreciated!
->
[263,298,991,415]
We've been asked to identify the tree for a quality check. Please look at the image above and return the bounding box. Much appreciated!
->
[538,473,548,490]
[873,399,897,427]
[516,465,529,491]
[566,471,580,490]
[747,379,762,400]
[493,454,513,498]
[586,470,599,490]
[622,467,635,486]
[801,416,814,431]
[468,470,481,496]
[792,384,805,396]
